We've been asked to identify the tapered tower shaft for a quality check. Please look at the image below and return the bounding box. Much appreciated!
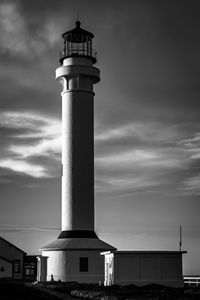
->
[56,22,100,233]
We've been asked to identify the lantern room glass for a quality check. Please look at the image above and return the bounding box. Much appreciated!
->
[59,21,97,64]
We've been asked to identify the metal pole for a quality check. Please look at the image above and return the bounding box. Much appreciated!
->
[179,225,182,251]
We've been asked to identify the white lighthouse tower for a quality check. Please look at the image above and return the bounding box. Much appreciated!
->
[41,21,116,283]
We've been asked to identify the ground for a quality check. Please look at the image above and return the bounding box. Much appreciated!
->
[0,280,60,300]
[33,281,200,300]
[1,280,200,300]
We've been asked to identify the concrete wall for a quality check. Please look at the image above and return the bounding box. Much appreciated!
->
[0,258,12,278]
[42,250,104,283]
[61,90,94,231]
[104,252,184,287]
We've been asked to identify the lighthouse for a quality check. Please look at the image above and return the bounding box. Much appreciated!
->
[41,21,116,283]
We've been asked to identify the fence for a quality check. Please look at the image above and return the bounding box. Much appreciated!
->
[184,276,200,286]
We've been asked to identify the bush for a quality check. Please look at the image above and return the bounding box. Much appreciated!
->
[71,289,106,299]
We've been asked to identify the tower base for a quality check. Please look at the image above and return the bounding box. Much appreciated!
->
[40,231,116,283]
[42,249,104,283]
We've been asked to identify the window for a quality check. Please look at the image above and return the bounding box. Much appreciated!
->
[24,263,36,276]
[79,257,88,272]
[25,268,35,275]
[13,260,20,273]
[0,265,4,272]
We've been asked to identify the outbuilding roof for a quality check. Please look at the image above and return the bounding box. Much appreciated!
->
[0,236,26,254]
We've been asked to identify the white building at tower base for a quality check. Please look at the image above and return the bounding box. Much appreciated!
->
[41,237,116,283]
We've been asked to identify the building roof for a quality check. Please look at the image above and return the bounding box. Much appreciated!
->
[24,255,38,262]
[0,236,26,254]
[40,237,117,251]
[102,250,187,255]
[0,256,13,263]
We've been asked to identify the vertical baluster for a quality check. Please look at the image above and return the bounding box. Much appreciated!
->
[64,38,66,57]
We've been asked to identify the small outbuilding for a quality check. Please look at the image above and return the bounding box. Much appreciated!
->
[0,236,26,279]
[24,255,38,281]
[101,251,187,287]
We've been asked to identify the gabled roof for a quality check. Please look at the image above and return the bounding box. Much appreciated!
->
[0,256,12,263]
[0,236,26,254]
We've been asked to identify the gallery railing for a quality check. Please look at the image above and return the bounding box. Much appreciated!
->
[59,47,97,63]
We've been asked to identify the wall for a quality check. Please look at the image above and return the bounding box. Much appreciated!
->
[104,252,184,287]
[0,258,12,278]
[37,256,48,282]
[42,250,104,283]
[0,238,25,279]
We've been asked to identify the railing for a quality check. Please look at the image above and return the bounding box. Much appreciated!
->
[59,47,97,63]
[184,276,200,286]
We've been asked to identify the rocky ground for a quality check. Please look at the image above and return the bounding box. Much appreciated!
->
[1,279,200,300]
[35,281,200,300]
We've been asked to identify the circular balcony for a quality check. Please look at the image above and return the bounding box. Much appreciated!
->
[59,47,97,64]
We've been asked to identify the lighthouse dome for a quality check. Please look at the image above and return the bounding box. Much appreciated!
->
[62,21,94,43]
[59,21,97,64]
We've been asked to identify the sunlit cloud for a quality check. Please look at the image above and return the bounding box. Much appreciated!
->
[183,174,200,195]
[94,122,200,194]
[95,173,163,193]
[9,137,61,158]
[0,111,61,157]
[178,131,200,160]
[0,111,61,178]
[96,148,184,169]
[95,122,190,145]
[0,159,48,178]
[95,147,181,193]
[0,111,48,130]
[95,122,159,143]
[95,123,140,142]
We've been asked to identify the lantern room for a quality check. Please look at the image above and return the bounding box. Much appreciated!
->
[59,21,97,64]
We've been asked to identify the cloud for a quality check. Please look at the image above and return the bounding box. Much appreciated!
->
[95,173,163,194]
[95,121,200,194]
[0,1,59,58]
[95,146,183,194]
[95,122,159,144]
[0,110,199,191]
[0,159,48,178]
[183,175,200,195]
[96,148,182,169]
[0,111,61,178]
[0,223,60,233]
[179,132,200,160]
[0,111,46,130]
[0,111,61,155]
[9,137,61,159]
[94,121,195,149]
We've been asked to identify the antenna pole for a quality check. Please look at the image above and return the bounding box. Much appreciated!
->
[179,226,182,251]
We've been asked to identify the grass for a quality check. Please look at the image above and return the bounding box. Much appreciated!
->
[36,281,200,300]
[1,279,200,300]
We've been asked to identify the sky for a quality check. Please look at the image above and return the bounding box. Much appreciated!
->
[0,0,200,275]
